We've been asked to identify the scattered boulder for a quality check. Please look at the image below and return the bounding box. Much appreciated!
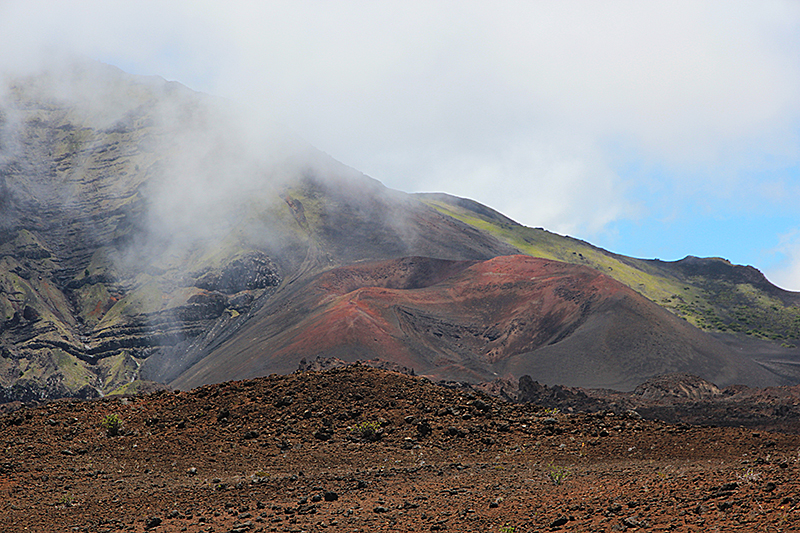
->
[21,306,40,322]
[314,427,333,441]
[416,419,432,437]
[634,374,721,400]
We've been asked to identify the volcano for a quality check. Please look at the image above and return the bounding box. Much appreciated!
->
[1,59,798,402]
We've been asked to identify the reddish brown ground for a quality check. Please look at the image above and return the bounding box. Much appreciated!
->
[275,256,626,374]
[2,366,800,532]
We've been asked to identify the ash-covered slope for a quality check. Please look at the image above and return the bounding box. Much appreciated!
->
[422,192,800,383]
[172,255,781,391]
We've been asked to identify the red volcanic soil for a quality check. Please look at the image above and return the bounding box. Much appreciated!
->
[3,366,800,532]
[172,256,777,391]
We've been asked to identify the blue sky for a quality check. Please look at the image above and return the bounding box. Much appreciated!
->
[600,156,800,272]
[3,1,800,289]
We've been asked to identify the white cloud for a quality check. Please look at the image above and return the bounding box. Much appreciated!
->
[420,132,634,236]
[2,0,800,241]
[765,230,800,291]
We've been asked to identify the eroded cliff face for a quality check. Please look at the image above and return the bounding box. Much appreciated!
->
[0,62,294,400]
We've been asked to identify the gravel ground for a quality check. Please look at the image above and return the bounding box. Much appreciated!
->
[2,365,799,532]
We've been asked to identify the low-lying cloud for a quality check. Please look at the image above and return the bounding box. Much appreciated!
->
[2,1,800,286]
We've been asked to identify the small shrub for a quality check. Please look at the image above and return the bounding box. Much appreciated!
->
[547,463,570,485]
[250,470,268,484]
[541,407,561,416]
[59,493,74,507]
[577,441,587,457]
[737,468,761,483]
[349,420,382,442]
[101,414,122,436]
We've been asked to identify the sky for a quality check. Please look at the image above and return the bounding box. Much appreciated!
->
[3,1,800,288]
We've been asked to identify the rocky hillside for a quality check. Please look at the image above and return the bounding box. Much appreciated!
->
[170,255,780,391]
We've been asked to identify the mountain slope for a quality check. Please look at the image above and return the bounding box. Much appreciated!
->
[0,60,515,401]
[420,193,800,380]
[1,59,799,401]
[172,255,782,391]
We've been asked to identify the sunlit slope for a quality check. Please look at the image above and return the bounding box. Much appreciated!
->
[420,193,800,345]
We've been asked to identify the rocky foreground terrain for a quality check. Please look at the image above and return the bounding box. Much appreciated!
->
[2,365,800,532]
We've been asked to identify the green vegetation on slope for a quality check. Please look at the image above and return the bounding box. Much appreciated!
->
[422,196,800,345]
[678,281,800,346]
[423,198,697,305]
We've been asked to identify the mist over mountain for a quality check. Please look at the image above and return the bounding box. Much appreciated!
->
[2,59,799,403]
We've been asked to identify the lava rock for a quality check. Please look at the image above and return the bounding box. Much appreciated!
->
[178,292,228,321]
[274,396,293,408]
[416,419,432,436]
[314,428,333,441]
[623,515,646,527]
[446,426,466,437]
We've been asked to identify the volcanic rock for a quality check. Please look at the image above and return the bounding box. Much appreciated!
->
[1,365,799,531]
